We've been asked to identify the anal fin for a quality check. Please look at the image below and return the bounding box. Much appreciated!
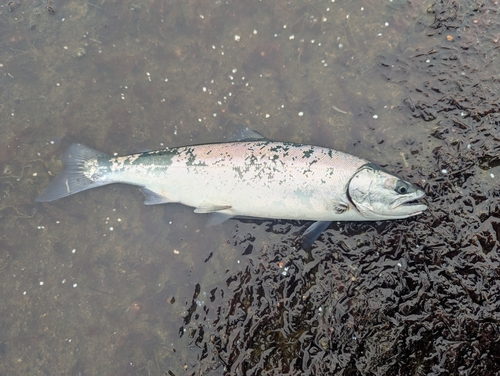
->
[140,188,174,205]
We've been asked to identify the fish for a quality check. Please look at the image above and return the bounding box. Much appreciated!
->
[36,129,427,247]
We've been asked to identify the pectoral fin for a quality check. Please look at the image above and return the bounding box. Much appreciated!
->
[300,221,332,249]
[333,201,349,214]
[194,201,232,214]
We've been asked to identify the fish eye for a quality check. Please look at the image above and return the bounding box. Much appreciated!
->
[395,181,409,194]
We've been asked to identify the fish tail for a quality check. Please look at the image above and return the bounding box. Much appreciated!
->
[36,143,112,202]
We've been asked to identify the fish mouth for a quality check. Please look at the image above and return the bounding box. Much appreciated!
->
[398,201,428,215]
[389,190,427,215]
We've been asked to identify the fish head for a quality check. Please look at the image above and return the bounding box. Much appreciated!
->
[347,165,427,220]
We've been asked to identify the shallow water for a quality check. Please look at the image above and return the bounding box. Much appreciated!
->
[0,0,499,374]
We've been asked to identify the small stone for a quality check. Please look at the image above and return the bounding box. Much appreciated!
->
[319,337,329,349]
[73,47,86,58]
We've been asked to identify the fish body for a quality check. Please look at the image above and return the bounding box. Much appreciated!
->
[36,131,427,246]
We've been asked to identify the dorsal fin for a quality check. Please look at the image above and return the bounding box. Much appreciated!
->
[226,127,267,142]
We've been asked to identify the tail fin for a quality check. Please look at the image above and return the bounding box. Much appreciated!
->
[36,144,112,202]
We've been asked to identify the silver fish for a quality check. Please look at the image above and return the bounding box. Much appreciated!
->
[36,130,427,247]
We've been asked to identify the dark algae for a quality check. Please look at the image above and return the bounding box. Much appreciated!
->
[178,2,500,375]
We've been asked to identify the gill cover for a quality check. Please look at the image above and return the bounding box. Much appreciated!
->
[347,165,427,220]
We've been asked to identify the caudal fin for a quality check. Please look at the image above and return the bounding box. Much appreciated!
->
[36,143,111,202]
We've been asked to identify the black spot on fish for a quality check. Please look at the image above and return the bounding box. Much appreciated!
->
[141,149,178,166]
[302,147,314,158]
